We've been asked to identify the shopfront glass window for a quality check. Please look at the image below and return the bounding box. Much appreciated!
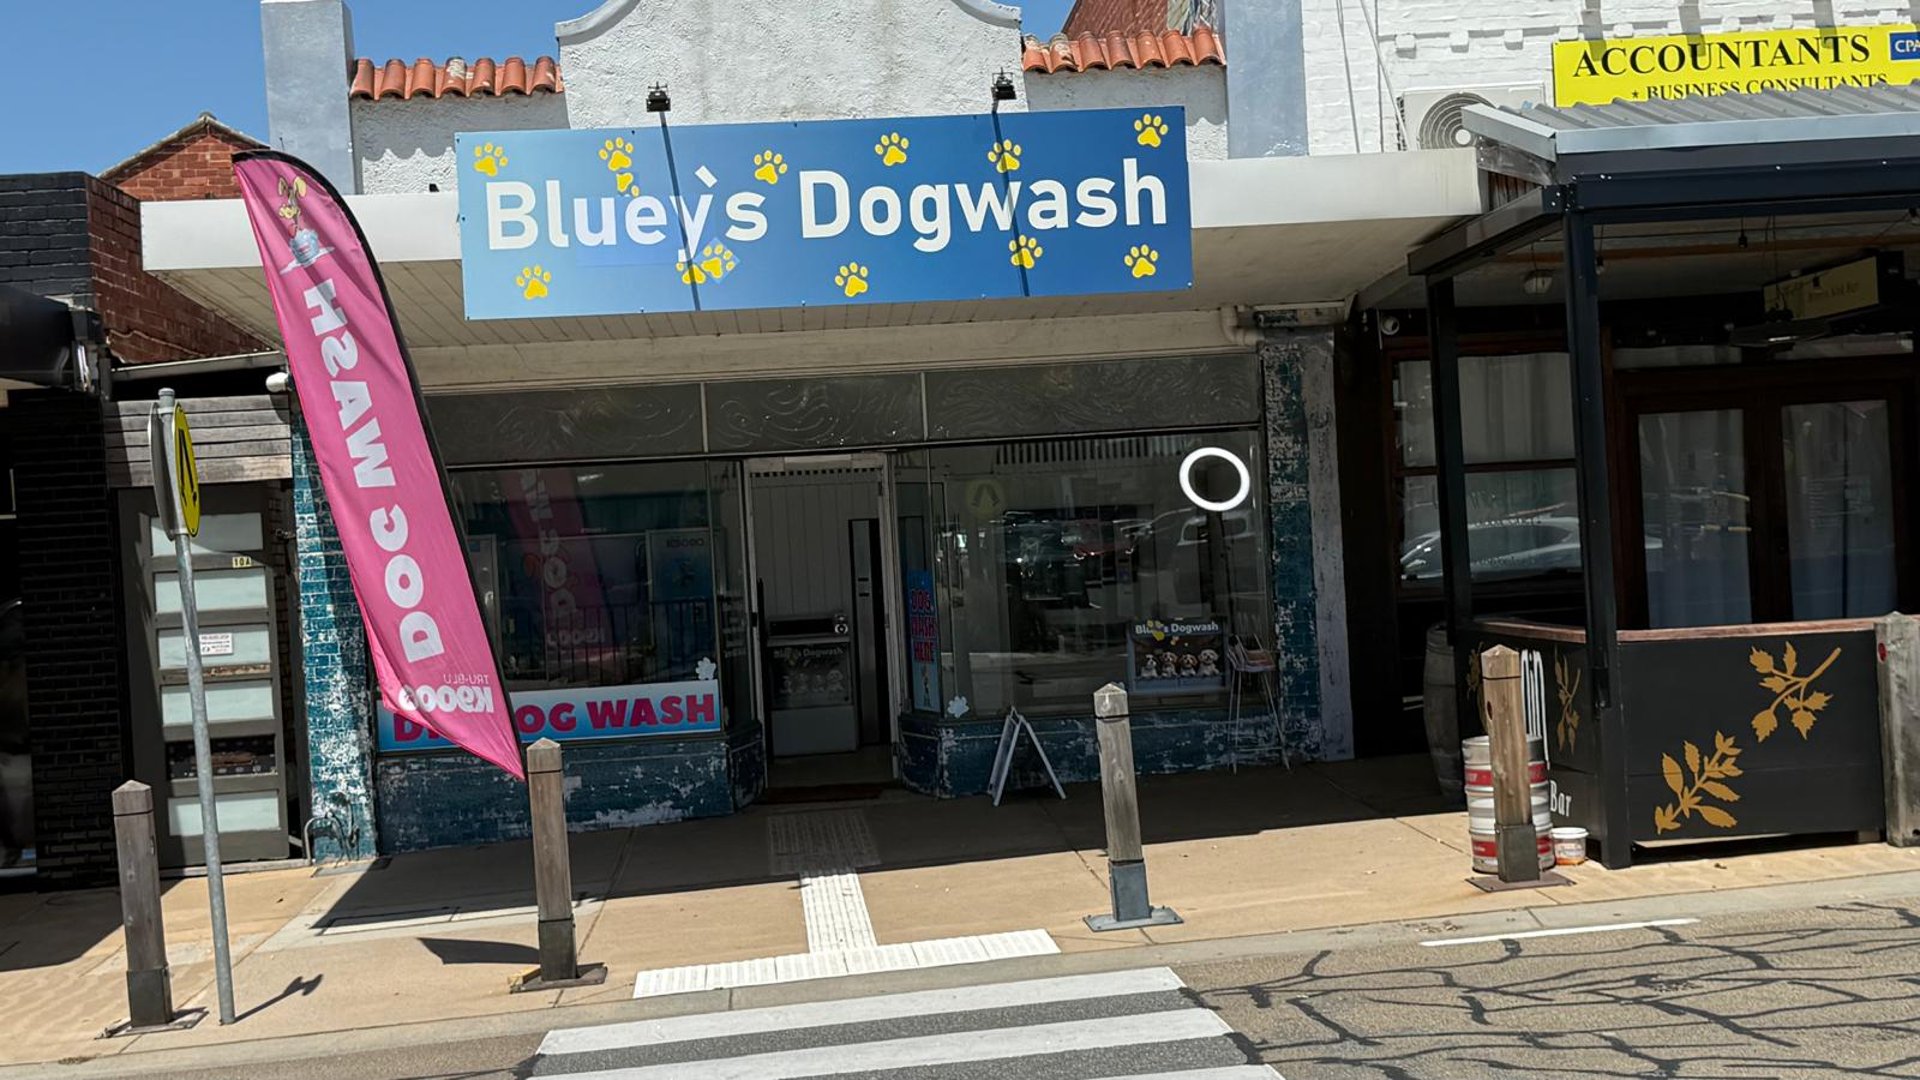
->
[1396,354,1574,467]
[1394,354,1579,587]
[911,431,1268,718]
[1783,400,1896,619]
[1397,471,1582,583]
[451,463,739,698]
[1639,409,1752,628]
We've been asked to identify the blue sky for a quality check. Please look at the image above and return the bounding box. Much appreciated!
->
[0,1,1075,175]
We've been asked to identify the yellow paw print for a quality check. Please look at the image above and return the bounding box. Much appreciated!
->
[1133,113,1169,148]
[472,142,508,176]
[834,263,870,298]
[987,139,1022,173]
[515,265,551,300]
[599,137,636,193]
[1009,235,1043,269]
[752,150,788,185]
[1125,245,1158,279]
[678,243,737,284]
[874,133,909,167]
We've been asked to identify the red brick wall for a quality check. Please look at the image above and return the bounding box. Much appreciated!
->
[105,129,255,202]
[1062,0,1168,36]
[84,178,266,363]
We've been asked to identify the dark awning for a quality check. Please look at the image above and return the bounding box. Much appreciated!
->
[1463,84,1920,182]
[0,285,95,389]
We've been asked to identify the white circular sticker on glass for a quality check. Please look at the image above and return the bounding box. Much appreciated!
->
[1179,447,1251,513]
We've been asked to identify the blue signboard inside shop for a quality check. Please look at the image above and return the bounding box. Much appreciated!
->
[455,107,1192,320]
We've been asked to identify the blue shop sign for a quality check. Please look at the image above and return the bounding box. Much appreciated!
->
[455,107,1191,320]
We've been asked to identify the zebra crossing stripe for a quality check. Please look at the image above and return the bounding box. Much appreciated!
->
[542,967,1187,1056]
[539,1009,1231,1080]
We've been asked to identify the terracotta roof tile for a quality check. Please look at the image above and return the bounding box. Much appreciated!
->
[350,56,563,101]
[1021,27,1224,74]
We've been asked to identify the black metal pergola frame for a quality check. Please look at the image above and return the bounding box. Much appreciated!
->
[1406,120,1920,867]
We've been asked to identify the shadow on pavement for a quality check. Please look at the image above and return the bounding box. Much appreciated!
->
[235,973,323,1022]
[308,754,1457,928]
[419,938,541,967]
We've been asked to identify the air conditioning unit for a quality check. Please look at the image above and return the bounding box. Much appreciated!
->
[1397,85,1546,151]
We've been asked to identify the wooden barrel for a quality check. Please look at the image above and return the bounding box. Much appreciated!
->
[1422,626,1464,803]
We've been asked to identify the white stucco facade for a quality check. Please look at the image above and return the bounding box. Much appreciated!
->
[556,0,1025,128]
[1298,1,1911,155]
[354,93,570,195]
[1025,65,1229,160]
[349,0,1230,195]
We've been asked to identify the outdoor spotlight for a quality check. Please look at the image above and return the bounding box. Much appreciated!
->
[646,83,671,112]
[1521,268,1555,296]
[991,70,1017,103]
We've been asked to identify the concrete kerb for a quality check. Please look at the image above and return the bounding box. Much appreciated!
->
[19,867,1920,1080]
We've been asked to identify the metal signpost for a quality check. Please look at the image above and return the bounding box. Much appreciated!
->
[151,388,236,1026]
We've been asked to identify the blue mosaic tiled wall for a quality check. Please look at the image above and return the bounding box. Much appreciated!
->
[1263,332,1329,763]
[291,408,378,861]
[898,707,1281,797]
[374,736,733,852]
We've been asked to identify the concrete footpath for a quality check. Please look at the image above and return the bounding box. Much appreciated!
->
[4,755,1919,1073]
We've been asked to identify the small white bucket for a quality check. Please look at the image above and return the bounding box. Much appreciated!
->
[1550,826,1589,866]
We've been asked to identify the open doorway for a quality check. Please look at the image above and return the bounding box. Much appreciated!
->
[746,455,900,793]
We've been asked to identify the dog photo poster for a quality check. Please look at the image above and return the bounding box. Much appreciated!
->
[1126,618,1226,695]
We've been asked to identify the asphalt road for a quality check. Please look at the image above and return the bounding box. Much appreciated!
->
[1184,896,1920,1078]
[63,893,1920,1079]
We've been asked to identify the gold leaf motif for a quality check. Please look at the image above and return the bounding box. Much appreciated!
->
[1553,651,1582,754]
[1749,640,1839,745]
[1697,805,1738,828]
[1654,805,1681,833]
[1652,732,1744,835]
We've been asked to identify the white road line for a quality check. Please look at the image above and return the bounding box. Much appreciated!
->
[545,1009,1229,1080]
[800,870,878,952]
[545,967,1184,1056]
[1091,1069,1286,1080]
[1420,918,1698,947]
[1090,1060,1282,1068]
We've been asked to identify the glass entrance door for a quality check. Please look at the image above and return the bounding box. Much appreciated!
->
[1627,381,1909,628]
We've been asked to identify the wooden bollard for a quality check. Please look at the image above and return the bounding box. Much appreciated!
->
[1876,614,1919,846]
[1084,683,1180,931]
[526,739,578,983]
[1481,645,1541,883]
[112,781,174,1028]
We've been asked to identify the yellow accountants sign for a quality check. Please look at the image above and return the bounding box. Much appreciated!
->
[1553,25,1920,107]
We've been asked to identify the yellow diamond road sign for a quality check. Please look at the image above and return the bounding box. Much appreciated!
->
[172,405,201,537]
